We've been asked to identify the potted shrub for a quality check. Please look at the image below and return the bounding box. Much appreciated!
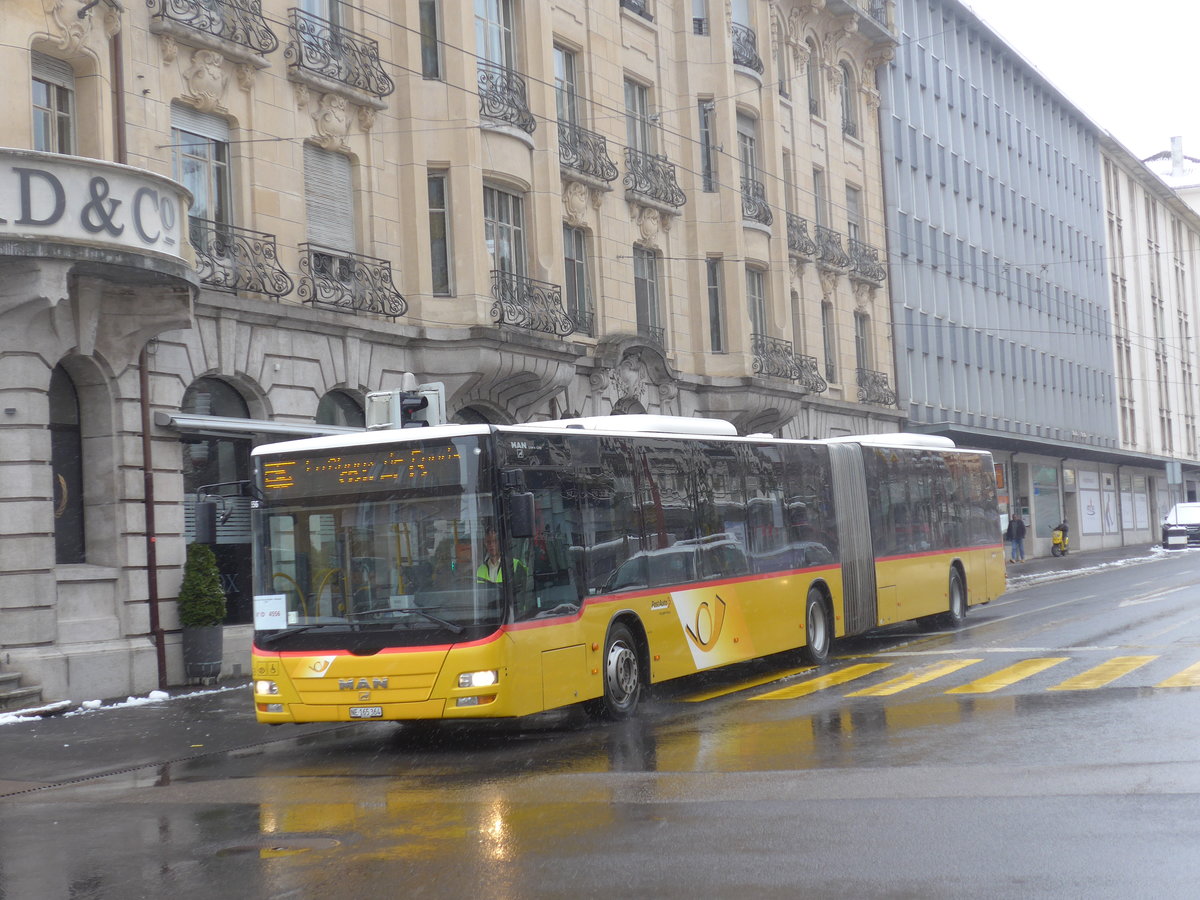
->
[179,542,227,683]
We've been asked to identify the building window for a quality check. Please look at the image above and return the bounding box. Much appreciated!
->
[855,311,872,370]
[301,0,341,27]
[707,257,725,352]
[746,266,767,335]
[782,151,795,215]
[50,364,84,564]
[317,390,364,427]
[475,0,514,68]
[625,78,653,155]
[31,52,74,154]
[813,167,828,226]
[698,100,718,191]
[840,62,858,138]
[171,105,232,231]
[428,171,451,295]
[737,112,760,182]
[633,245,661,338]
[484,184,525,276]
[692,0,708,34]
[304,144,355,251]
[822,301,837,382]
[845,185,862,241]
[563,224,591,331]
[419,0,442,79]
[554,45,579,125]
[775,31,790,97]
[806,39,821,117]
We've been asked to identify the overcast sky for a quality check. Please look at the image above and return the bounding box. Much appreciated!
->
[961,0,1199,160]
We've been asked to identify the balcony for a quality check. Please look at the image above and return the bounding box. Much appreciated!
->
[624,148,686,210]
[191,219,294,299]
[815,224,850,270]
[285,8,394,99]
[787,213,817,259]
[740,177,773,227]
[731,23,764,75]
[620,0,652,21]
[794,354,828,394]
[558,122,619,184]
[751,333,799,380]
[298,245,406,317]
[857,368,897,406]
[491,270,575,336]
[148,0,279,56]
[477,62,536,134]
[636,322,666,346]
[848,237,887,284]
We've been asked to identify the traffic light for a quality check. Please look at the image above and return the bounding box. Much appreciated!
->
[399,393,429,428]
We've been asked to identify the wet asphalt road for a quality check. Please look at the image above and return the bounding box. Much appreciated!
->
[4,546,1200,898]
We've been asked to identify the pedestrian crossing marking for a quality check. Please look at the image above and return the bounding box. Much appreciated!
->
[1156,661,1200,688]
[945,657,1070,694]
[846,659,983,697]
[751,663,892,701]
[1046,655,1158,691]
[683,664,816,702]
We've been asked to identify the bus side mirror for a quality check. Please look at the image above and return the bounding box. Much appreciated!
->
[508,492,535,539]
[195,500,218,545]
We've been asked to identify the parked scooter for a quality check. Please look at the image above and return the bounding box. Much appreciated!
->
[1051,523,1070,557]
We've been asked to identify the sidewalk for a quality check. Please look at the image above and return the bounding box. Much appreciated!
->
[1003,541,1168,588]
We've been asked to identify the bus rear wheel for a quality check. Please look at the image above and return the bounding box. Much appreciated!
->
[586,622,642,720]
[940,568,967,628]
[801,588,831,666]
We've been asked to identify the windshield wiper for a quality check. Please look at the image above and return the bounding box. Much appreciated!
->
[257,624,324,646]
[345,607,465,635]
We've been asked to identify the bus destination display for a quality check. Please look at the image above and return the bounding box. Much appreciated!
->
[261,444,463,495]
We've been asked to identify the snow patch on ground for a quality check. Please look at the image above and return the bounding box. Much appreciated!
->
[0,684,246,727]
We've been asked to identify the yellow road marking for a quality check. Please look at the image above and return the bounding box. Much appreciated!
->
[683,665,816,702]
[945,657,1070,694]
[1047,655,1158,691]
[1157,661,1200,688]
[751,663,892,701]
[847,659,983,697]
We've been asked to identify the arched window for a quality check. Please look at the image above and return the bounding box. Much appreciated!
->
[806,40,821,117]
[317,390,364,428]
[840,62,858,138]
[50,365,85,564]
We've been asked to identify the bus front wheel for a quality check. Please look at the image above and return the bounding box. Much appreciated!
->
[586,622,642,720]
[802,588,831,666]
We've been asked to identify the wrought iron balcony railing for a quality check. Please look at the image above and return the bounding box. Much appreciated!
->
[298,244,406,317]
[491,270,574,336]
[815,224,850,270]
[624,147,686,209]
[751,333,798,380]
[740,176,773,227]
[843,118,858,139]
[867,2,889,27]
[857,368,897,406]
[620,0,652,21]
[478,62,536,134]
[558,121,619,183]
[848,237,887,283]
[191,218,294,299]
[810,96,820,117]
[787,213,817,259]
[636,322,666,346]
[571,308,596,337]
[147,0,280,55]
[285,8,394,98]
[731,23,764,74]
[794,354,828,394]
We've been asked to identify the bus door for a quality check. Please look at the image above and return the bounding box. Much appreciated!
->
[827,442,877,634]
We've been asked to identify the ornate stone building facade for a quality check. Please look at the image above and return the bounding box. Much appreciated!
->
[1,0,901,701]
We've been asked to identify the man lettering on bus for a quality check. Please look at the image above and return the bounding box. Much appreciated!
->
[476,527,527,583]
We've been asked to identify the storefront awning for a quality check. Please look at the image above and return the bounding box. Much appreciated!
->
[154,411,362,438]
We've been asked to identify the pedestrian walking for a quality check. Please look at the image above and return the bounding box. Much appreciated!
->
[1005,513,1027,562]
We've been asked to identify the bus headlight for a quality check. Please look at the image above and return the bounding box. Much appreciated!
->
[458,670,498,689]
[255,680,280,695]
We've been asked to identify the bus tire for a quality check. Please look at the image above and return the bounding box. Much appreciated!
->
[586,622,642,720]
[801,588,832,666]
[940,568,967,628]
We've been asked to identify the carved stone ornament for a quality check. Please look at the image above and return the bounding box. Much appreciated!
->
[612,352,651,404]
[861,83,881,111]
[159,33,179,64]
[819,268,840,299]
[790,257,806,283]
[563,181,590,227]
[313,94,353,150]
[42,0,94,54]
[853,279,875,312]
[236,63,255,92]
[357,106,377,133]
[183,50,229,113]
[630,204,668,247]
[293,81,311,111]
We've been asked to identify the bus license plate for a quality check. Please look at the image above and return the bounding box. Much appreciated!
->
[349,706,383,719]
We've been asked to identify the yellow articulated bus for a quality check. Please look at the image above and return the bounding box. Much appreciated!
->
[250,415,1005,723]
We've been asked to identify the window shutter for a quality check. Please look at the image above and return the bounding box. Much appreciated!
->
[31,51,74,88]
[170,103,230,142]
[304,144,355,251]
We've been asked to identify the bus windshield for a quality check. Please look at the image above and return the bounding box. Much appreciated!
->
[252,435,505,645]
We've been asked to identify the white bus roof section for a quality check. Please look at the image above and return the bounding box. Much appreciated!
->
[826,433,958,449]
[252,423,492,457]
[517,414,738,436]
